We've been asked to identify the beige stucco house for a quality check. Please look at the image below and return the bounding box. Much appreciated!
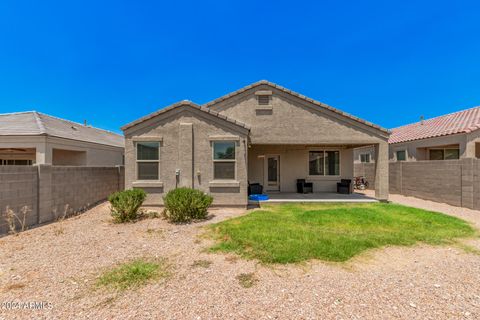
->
[389,106,480,162]
[122,81,389,207]
[0,111,124,166]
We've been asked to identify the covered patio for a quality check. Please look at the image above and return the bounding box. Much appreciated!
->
[247,142,388,201]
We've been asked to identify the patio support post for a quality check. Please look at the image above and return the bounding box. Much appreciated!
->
[374,141,389,201]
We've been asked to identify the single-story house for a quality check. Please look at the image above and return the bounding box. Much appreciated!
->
[0,111,124,166]
[389,106,480,161]
[121,80,389,207]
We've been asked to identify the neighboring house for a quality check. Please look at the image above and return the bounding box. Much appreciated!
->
[0,111,124,166]
[389,106,480,161]
[121,80,389,206]
[353,145,376,164]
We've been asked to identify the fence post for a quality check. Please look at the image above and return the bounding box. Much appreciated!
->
[460,158,474,209]
[37,164,53,224]
[399,161,403,195]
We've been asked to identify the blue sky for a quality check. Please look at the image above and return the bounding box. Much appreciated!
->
[0,0,479,133]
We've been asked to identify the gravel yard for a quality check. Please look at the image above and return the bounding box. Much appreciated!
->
[1,197,480,319]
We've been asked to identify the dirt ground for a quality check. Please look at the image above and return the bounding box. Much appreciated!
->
[1,196,479,319]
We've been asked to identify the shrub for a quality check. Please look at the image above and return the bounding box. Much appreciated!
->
[108,189,147,223]
[163,188,213,223]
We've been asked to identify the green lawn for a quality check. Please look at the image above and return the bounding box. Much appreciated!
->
[208,203,476,263]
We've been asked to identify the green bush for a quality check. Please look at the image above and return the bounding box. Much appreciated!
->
[108,189,147,223]
[163,188,213,223]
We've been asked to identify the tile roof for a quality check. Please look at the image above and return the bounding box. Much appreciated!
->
[389,106,480,144]
[204,80,390,135]
[121,100,251,131]
[0,111,124,147]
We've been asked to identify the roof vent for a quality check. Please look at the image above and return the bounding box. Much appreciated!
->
[420,115,424,125]
[255,90,272,106]
[71,126,78,131]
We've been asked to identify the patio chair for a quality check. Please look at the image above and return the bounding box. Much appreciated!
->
[337,179,353,194]
[296,179,313,194]
[248,182,263,195]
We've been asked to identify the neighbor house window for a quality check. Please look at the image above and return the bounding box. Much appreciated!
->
[0,159,33,165]
[136,141,159,180]
[396,150,406,161]
[213,141,236,180]
[429,148,460,160]
[309,151,340,176]
[360,154,370,163]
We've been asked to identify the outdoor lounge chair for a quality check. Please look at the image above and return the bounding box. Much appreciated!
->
[296,179,313,194]
[337,179,353,194]
[248,182,263,195]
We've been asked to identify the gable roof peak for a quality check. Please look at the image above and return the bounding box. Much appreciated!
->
[204,80,389,134]
[121,100,250,131]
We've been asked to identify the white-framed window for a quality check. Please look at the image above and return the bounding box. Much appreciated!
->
[396,150,407,161]
[309,150,340,176]
[212,141,236,180]
[360,153,370,163]
[429,148,460,160]
[136,141,160,180]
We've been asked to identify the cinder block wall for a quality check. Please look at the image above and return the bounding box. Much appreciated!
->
[0,165,124,236]
[353,163,376,189]
[0,166,38,235]
[354,159,480,210]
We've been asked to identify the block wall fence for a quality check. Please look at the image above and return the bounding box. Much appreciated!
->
[0,165,124,235]
[355,159,480,210]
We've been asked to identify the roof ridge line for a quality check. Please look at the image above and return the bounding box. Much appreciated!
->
[392,105,480,130]
[35,111,123,137]
[32,111,47,134]
[0,110,37,116]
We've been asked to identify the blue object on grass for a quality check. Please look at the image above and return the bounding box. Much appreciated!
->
[249,194,269,201]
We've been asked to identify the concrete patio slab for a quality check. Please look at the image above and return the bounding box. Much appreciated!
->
[249,192,378,204]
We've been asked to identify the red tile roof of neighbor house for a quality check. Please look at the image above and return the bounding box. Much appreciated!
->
[389,106,480,144]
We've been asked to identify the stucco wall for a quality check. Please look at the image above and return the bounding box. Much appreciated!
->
[209,84,388,146]
[249,145,354,192]
[124,106,249,206]
[389,134,467,161]
[0,135,124,166]
[52,149,87,165]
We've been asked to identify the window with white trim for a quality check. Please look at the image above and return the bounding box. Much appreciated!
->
[213,141,236,180]
[360,153,370,163]
[309,150,340,176]
[136,141,160,180]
